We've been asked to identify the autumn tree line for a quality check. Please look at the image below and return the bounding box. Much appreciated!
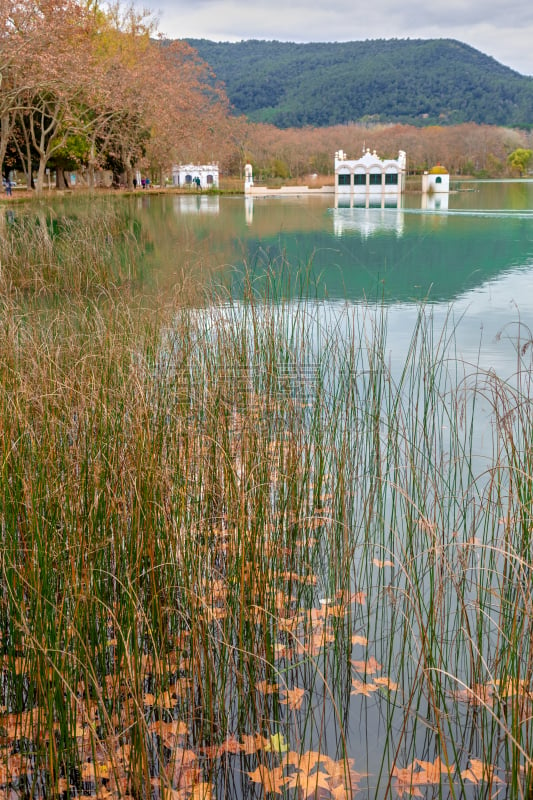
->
[237,122,533,181]
[1,0,532,193]
[0,0,236,192]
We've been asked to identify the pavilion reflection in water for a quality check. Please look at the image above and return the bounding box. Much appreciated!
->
[333,194,405,238]
[173,195,220,215]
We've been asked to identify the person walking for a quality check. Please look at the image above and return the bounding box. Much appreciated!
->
[4,178,12,197]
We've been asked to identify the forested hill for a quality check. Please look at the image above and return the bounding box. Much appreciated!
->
[184,38,533,128]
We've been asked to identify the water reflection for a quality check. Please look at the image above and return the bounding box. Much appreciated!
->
[421,192,449,211]
[335,193,402,210]
[331,192,454,236]
[9,181,533,311]
[173,195,220,215]
[245,196,254,226]
[332,207,405,237]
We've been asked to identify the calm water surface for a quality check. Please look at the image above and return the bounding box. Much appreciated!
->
[126,179,533,376]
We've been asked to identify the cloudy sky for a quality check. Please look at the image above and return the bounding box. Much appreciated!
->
[145,0,533,76]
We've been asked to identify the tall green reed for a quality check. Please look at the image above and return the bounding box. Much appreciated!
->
[0,212,533,797]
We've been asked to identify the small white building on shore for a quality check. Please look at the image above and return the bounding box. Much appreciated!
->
[172,163,219,189]
[335,149,407,195]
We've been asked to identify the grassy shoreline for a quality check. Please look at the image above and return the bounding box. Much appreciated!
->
[0,171,479,204]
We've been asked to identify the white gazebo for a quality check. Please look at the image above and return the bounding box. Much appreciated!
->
[172,163,219,189]
[335,149,407,196]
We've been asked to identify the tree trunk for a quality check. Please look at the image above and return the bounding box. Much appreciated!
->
[87,144,96,191]
[13,116,35,189]
[35,158,47,195]
[56,169,70,189]
[0,114,13,175]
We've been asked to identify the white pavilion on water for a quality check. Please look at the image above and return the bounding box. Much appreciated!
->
[334,149,407,196]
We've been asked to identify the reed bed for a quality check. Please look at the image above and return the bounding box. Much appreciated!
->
[0,202,146,298]
[0,208,532,799]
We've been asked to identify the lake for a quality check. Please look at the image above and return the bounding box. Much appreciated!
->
[119,179,533,377]
[2,180,533,799]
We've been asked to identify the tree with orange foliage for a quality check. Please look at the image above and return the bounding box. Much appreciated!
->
[0,0,233,190]
[2,0,107,192]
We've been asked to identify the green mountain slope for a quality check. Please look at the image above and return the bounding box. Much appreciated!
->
[184,38,533,128]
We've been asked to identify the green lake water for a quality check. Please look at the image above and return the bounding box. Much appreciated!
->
[115,179,533,377]
[28,179,533,326]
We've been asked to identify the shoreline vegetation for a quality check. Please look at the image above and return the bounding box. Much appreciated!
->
[0,207,532,798]
[2,172,525,206]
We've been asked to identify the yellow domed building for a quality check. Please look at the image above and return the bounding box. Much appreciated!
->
[422,164,450,193]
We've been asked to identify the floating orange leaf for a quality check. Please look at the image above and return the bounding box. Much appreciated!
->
[495,677,529,698]
[373,558,394,568]
[322,756,366,792]
[168,747,198,771]
[274,642,292,659]
[173,677,192,697]
[284,767,330,797]
[273,590,288,610]
[256,680,278,695]
[330,784,351,799]
[461,758,502,784]
[247,764,286,794]
[150,719,189,748]
[323,604,348,618]
[189,782,214,800]
[391,764,424,797]
[160,789,180,800]
[414,757,454,783]
[278,614,301,632]
[453,682,494,707]
[280,686,306,710]
[240,733,269,754]
[217,735,242,756]
[157,689,176,709]
[310,608,326,623]
[287,750,321,773]
[204,606,227,621]
[352,656,382,674]
[308,630,336,654]
[351,679,379,697]
[281,571,317,585]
